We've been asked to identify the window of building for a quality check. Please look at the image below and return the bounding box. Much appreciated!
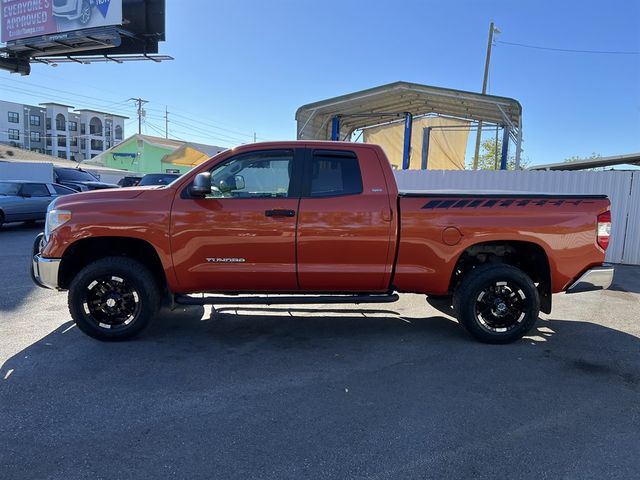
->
[309,151,363,197]
[56,114,66,131]
[57,137,67,148]
[115,125,123,140]
[81,124,86,134]
[206,150,293,199]
[30,132,41,143]
[81,139,86,150]
[70,138,78,147]
[46,117,52,130]
[30,115,41,126]
[8,112,19,123]
[22,183,50,197]
[8,129,20,140]
[68,121,78,131]
[31,148,44,154]
[58,151,67,159]
[46,136,52,147]
[91,139,104,150]
[89,117,103,135]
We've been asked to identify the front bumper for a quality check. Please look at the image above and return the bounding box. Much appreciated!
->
[566,264,614,293]
[30,233,61,290]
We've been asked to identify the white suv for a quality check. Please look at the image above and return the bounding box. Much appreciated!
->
[53,0,93,26]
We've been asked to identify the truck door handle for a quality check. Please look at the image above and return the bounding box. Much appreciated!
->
[265,209,296,217]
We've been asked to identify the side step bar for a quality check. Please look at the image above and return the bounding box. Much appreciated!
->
[174,293,400,306]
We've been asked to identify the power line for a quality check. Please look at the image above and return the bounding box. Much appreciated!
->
[496,40,640,55]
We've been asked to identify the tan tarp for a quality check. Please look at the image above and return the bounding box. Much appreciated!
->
[363,116,470,170]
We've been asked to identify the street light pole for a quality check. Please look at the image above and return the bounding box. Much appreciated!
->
[472,22,499,170]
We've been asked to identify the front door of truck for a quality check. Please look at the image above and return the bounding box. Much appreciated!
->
[171,149,303,293]
[296,148,395,292]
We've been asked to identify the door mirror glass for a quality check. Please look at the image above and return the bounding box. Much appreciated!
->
[190,172,212,197]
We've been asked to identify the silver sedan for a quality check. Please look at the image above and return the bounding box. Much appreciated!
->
[0,181,77,229]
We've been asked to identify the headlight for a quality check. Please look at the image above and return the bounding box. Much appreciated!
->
[45,209,72,239]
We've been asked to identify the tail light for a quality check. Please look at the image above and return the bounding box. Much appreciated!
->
[597,210,611,250]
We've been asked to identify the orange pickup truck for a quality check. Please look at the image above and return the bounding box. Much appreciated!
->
[31,141,613,343]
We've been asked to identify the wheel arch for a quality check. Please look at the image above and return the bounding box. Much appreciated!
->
[58,236,167,291]
[449,240,552,314]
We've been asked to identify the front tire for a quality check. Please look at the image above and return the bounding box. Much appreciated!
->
[453,264,540,344]
[68,257,160,341]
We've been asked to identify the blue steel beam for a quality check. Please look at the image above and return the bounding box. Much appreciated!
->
[331,115,341,141]
[421,127,431,170]
[402,112,413,170]
[500,125,510,170]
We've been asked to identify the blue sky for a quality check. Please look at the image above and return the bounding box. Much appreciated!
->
[1,0,639,165]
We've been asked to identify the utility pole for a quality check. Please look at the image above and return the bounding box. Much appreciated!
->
[165,106,169,139]
[472,22,499,170]
[129,98,148,135]
[253,132,256,143]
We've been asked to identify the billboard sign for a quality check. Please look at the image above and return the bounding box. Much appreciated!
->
[2,0,123,43]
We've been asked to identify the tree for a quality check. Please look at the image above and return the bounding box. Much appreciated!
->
[564,152,601,162]
[467,138,528,170]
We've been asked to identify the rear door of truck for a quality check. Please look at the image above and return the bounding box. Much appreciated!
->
[295,145,396,292]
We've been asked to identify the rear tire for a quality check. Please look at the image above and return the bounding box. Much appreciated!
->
[68,256,160,341]
[453,264,540,344]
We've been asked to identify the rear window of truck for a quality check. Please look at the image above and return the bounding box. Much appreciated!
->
[310,151,363,197]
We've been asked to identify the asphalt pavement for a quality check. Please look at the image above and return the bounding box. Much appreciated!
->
[1,222,639,479]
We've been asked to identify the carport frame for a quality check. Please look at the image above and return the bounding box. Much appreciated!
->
[296,81,523,170]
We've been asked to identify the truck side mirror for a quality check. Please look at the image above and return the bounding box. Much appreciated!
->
[190,172,212,197]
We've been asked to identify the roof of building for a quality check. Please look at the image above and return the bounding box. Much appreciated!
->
[529,153,640,171]
[39,102,75,109]
[162,142,227,167]
[0,144,128,173]
[296,81,522,141]
[74,109,129,119]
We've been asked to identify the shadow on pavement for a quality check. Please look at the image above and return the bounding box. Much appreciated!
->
[0,223,43,312]
[1,305,640,479]
[610,264,640,294]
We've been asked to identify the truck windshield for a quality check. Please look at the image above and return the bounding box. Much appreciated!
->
[56,169,98,182]
[0,182,20,196]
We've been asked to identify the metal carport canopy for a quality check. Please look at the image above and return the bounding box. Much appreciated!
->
[295,81,522,141]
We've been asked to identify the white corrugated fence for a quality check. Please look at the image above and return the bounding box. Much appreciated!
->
[394,170,639,265]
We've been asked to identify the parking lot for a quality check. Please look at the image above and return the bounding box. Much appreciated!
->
[1,222,639,479]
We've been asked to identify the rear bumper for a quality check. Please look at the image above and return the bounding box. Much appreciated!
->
[30,233,61,290]
[566,264,614,293]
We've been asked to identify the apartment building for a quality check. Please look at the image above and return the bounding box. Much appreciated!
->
[0,100,127,162]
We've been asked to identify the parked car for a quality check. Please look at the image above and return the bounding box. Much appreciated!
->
[0,181,76,229]
[138,173,181,186]
[32,141,613,343]
[54,167,118,192]
[53,0,93,25]
[117,176,143,188]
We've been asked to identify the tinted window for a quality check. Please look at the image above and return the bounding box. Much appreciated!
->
[55,168,98,182]
[22,184,50,197]
[208,150,293,198]
[52,184,76,195]
[0,182,21,196]
[138,174,180,186]
[310,152,363,197]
